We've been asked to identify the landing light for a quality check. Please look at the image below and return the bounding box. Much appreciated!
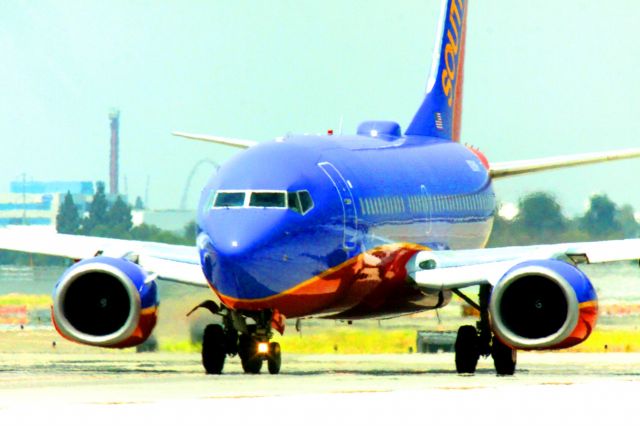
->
[370,129,379,137]
[419,259,437,270]
[257,342,269,354]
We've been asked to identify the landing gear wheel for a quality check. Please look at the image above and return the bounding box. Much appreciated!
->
[455,325,480,374]
[267,342,281,375]
[491,336,517,376]
[239,334,263,374]
[202,324,226,374]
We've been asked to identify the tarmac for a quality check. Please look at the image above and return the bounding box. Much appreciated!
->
[1,351,639,426]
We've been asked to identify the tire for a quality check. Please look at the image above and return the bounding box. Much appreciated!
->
[455,325,480,374]
[239,334,263,374]
[267,342,281,375]
[202,324,226,375]
[491,336,517,376]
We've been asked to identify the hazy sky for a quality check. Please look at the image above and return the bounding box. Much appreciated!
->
[1,0,639,215]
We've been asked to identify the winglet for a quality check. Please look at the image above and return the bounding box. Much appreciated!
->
[172,132,257,149]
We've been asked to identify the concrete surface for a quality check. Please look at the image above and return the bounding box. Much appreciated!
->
[1,351,639,425]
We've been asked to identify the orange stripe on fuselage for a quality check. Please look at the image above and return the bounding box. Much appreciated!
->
[215,243,429,318]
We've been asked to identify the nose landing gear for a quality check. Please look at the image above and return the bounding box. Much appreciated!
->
[237,332,282,374]
[188,301,283,375]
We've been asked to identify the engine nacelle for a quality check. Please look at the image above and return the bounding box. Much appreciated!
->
[489,259,598,350]
[52,256,159,348]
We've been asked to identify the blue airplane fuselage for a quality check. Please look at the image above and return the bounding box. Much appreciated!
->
[196,131,496,319]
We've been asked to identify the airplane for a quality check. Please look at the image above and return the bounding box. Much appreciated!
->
[2,0,640,376]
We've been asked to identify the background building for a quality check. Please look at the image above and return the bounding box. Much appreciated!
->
[0,181,94,227]
[1,179,195,234]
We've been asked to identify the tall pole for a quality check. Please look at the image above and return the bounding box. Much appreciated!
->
[109,110,120,195]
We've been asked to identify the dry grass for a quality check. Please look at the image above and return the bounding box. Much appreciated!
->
[158,327,640,354]
[0,293,51,309]
[566,328,640,353]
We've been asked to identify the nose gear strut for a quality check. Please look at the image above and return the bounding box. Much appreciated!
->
[187,300,283,375]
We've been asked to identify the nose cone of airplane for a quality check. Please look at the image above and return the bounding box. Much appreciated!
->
[206,209,288,258]
[199,208,292,300]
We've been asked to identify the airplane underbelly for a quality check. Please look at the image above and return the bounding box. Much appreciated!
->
[212,241,452,319]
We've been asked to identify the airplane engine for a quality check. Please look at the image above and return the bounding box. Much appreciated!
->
[489,259,598,350]
[51,256,159,348]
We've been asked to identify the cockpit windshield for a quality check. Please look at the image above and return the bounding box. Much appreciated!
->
[249,192,286,208]
[213,191,245,207]
[211,190,314,214]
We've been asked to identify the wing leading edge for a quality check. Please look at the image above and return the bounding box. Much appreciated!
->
[172,131,257,149]
[407,239,640,291]
[0,227,208,287]
[489,147,640,179]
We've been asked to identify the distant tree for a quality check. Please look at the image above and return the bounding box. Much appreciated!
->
[134,196,144,210]
[580,194,621,238]
[618,205,640,238]
[183,220,197,242]
[83,181,108,234]
[56,191,80,234]
[487,214,524,247]
[106,196,133,234]
[130,223,185,244]
[515,192,566,235]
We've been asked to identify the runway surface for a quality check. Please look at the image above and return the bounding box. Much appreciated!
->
[1,351,639,425]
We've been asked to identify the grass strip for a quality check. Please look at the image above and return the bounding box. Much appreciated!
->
[159,328,640,354]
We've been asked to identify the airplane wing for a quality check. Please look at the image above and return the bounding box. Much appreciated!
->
[489,147,640,178]
[172,131,257,149]
[0,227,208,287]
[406,239,640,291]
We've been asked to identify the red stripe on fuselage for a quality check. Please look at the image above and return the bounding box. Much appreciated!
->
[215,243,428,318]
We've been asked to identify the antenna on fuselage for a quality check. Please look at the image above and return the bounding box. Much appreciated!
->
[338,115,344,135]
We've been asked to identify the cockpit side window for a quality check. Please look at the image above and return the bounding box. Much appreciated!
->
[213,191,245,207]
[287,192,301,213]
[298,190,314,214]
[204,190,216,211]
[249,191,286,208]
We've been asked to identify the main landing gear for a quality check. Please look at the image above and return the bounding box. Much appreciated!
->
[188,301,283,375]
[453,284,517,376]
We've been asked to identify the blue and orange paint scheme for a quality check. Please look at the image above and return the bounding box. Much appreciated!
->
[195,0,498,321]
[196,135,494,320]
[193,0,600,355]
[2,0,625,371]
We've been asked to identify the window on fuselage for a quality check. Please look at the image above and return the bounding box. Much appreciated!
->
[214,191,246,207]
[288,192,301,213]
[249,191,286,208]
[298,190,314,214]
[286,190,314,215]
[204,191,216,212]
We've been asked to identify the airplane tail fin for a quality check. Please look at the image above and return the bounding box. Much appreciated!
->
[405,0,468,142]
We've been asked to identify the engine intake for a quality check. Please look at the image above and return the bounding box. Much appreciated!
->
[489,259,598,350]
[52,256,159,348]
